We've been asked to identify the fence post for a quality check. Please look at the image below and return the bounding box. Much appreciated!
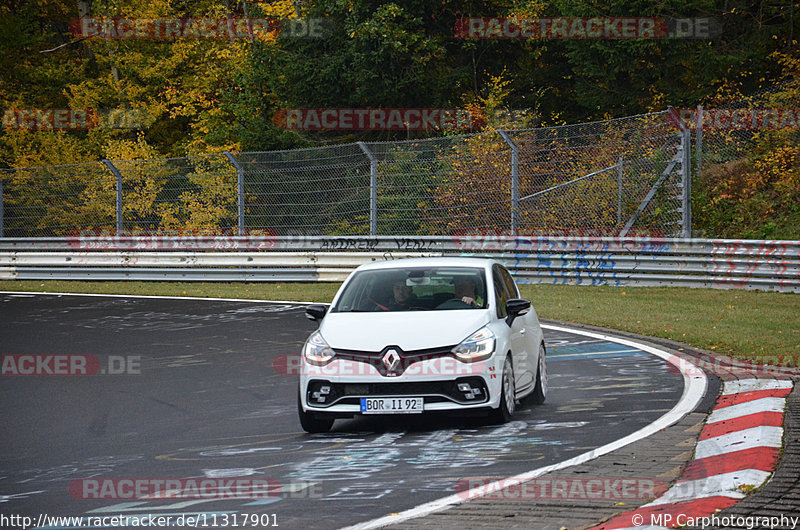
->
[223,152,245,235]
[617,157,623,226]
[0,179,4,238]
[102,160,123,233]
[681,129,692,238]
[357,142,378,236]
[496,129,520,234]
[695,105,703,181]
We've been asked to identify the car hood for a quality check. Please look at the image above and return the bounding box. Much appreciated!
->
[319,310,492,352]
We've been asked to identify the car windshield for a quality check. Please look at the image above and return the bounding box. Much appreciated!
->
[332,267,488,313]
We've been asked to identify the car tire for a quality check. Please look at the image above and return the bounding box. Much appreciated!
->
[528,342,547,405]
[490,355,515,424]
[297,390,335,433]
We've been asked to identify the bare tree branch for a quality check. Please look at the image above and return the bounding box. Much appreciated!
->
[39,36,92,54]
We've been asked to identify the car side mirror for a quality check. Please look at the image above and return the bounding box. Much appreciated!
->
[505,298,531,326]
[305,304,328,322]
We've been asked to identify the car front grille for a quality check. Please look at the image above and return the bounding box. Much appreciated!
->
[306,377,489,408]
[332,344,456,376]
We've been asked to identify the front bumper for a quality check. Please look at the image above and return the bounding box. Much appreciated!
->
[299,355,503,415]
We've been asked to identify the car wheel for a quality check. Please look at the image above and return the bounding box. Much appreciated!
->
[297,390,334,433]
[529,342,547,405]
[490,355,515,424]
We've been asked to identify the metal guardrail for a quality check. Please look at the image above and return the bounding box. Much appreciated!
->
[0,236,798,292]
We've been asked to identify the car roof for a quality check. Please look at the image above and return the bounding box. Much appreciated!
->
[353,257,499,272]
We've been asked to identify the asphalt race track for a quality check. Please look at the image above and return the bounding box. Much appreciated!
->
[0,293,684,529]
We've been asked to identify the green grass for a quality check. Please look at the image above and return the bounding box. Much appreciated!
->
[1,281,798,363]
[517,285,799,363]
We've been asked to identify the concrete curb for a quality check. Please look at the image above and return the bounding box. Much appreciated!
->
[591,379,794,529]
[691,383,800,530]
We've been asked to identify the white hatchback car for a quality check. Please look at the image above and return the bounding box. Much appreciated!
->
[298,257,547,433]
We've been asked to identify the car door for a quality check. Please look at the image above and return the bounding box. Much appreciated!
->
[492,265,530,392]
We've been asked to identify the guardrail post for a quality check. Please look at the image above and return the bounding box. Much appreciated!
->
[223,152,245,235]
[102,159,124,233]
[357,142,378,236]
[682,128,692,238]
[617,157,623,226]
[0,180,4,238]
[496,129,519,234]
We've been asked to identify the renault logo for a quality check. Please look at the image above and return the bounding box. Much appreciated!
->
[382,349,401,373]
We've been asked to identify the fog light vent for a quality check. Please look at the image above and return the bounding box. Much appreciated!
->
[458,381,484,400]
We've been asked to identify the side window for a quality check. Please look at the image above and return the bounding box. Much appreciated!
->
[493,265,510,318]
[500,266,519,298]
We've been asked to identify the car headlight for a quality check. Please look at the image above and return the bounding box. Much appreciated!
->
[303,331,335,365]
[452,327,495,362]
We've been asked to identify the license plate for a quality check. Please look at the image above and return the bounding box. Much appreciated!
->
[360,397,424,414]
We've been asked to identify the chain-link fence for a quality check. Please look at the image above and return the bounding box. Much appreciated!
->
[0,109,693,238]
[686,81,800,239]
[507,112,688,237]
[697,82,800,169]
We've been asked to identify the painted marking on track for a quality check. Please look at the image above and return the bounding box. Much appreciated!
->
[201,468,259,478]
[580,382,650,391]
[548,349,645,361]
[530,421,589,430]
[549,341,640,353]
[154,433,350,461]
[0,490,45,502]
[548,341,646,361]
